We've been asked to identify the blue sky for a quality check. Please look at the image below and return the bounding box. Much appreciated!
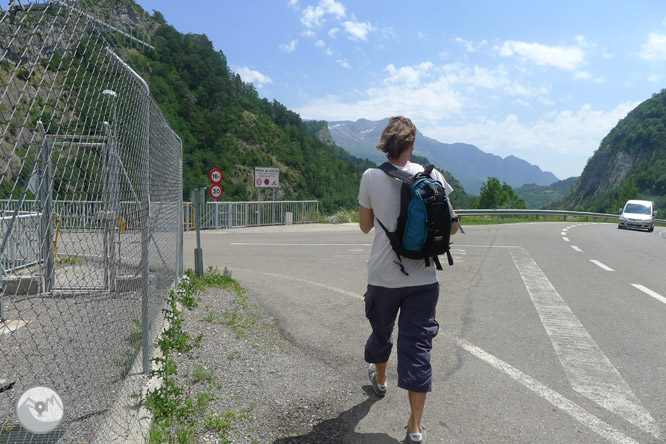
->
[135,0,666,180]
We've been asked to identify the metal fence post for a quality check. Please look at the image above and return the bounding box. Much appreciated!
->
[140,93,151,374]
[37,122,54,293]
[103,90,119,292]
[192,189,204,276]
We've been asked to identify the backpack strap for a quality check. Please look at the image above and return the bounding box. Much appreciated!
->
[378,162,415,183]
[375,217,409,276]
[379,162,438,181]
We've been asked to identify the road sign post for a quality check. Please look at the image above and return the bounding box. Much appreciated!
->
[191,187,206,276]
[254,167,279,226]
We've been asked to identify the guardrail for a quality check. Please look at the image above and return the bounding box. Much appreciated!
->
[455,208,666,224]
[0,212,41,274]
[184,200,320,229]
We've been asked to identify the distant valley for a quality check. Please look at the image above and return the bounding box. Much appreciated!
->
[328,118,560,195]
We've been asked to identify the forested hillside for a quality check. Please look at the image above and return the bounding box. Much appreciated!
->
[557,89,666,213]
[119,7,374,212]
[516,177,577,209]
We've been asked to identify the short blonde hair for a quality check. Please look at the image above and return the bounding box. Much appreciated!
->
[376,116,416,160]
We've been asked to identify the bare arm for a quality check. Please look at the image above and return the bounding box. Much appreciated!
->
[359,205,374,233]
[449,201,459,235]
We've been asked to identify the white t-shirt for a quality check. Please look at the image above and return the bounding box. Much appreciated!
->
[358,162,453,288]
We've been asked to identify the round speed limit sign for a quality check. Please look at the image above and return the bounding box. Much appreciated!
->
[209,184,223,199]
[209,168,223,184]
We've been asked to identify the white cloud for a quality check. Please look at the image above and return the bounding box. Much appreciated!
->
[639,32,666,61]
[287,0,299,9]
[455,37,487,53]
[321,0,345,18]
[602,49,616,59]
[417,31,427,40]
[328,28,339,38]
[301,0,346,29]
[295,61,550,123]
[384,62,433,87]
[315,39,325,48]
[233,66,273,88]
[498,40,585,71]
[574,71,591,80]
[279,40,298,53]
[337,58,351,69]
[342,20,374,41]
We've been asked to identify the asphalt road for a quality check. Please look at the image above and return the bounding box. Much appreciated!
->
[184,222,666,444]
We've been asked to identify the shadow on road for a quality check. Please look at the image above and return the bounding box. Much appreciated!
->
[272,386,402,444]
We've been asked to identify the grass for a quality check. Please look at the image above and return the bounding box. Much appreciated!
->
[196,267,264,340]
[191,365,215,384]
[57,255,87,265]
[457,214,619,225]
[146,268,258,444]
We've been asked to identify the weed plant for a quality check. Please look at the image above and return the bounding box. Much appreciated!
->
[146,268,250,444]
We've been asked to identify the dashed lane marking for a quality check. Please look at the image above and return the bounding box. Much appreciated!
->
[571,246,583,252]
[631,284,666,306]
[590,260,614,271]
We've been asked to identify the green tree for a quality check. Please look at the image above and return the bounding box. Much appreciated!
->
[477,177,527,209]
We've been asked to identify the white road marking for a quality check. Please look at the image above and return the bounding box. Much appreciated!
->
[457,339,641,444]
[571,246,583,252]
[455,244,520,248]
[232,268,364,300]
[562,236,570,242]
[232,242,372,246]
[510,248,660,438]
[590,260,614,271]
[561,231,567,235]
[631,284,666,306]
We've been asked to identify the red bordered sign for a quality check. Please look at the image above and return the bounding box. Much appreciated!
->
[209,168,223,184]
[209,184,223,200]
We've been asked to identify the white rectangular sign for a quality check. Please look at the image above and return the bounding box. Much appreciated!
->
[254,167,280,188]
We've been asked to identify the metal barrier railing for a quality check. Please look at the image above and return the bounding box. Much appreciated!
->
[456,208,666,224]
[184,200,320,229]
[0,212,41,274]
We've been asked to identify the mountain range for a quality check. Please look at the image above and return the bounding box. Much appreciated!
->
[328,118,560,194]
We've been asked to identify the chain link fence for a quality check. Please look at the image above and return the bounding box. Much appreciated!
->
[1,1,182,442]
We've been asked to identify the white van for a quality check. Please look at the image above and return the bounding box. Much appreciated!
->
[618,200,656,232]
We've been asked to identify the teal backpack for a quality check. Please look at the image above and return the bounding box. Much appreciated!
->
[375,163,454,275]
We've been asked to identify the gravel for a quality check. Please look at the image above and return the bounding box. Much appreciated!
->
[172,284,369,444]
